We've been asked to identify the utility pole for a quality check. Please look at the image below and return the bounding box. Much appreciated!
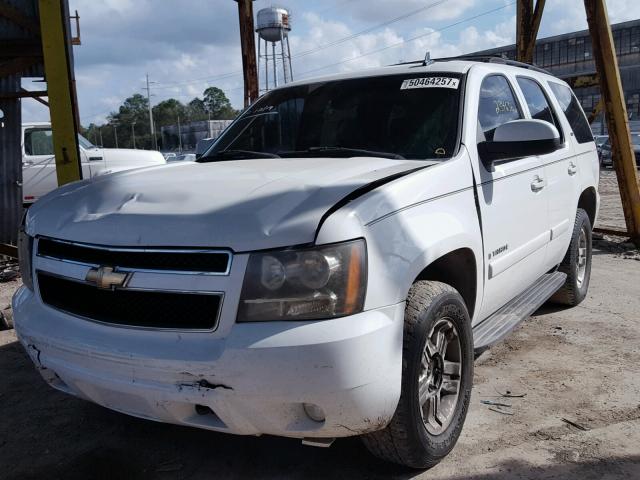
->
[144,73,158,150]
[98,126,103,147]
[235,0,259,107]
[131,121,136,149]
[111,122,118,148]
[177,114,182,153]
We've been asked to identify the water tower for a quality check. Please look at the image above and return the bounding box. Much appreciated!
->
[256,6,293,91]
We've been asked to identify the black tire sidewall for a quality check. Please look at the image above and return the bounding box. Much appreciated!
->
[403,290,473,461]
[571,210,592,303]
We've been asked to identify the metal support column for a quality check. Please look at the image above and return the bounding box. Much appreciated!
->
[516,0,545,64]
[38,0,81,186]
[0,75,22,247]
[584,0,640,245]
[235,0,258,107]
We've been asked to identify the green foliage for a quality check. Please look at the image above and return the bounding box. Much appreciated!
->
[81,86,239,149]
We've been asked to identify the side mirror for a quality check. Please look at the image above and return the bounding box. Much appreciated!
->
[478,119,561,167]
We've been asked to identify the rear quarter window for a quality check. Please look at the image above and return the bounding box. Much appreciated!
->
[548,82,593,144]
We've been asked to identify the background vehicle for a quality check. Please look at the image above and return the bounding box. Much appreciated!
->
[14,59,599,470]
[167,153,196,162]
[21,123,166,204]
[599,132,640,168]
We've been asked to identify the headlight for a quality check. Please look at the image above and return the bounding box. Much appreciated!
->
[18,227,34,291]
[237,239,366,322]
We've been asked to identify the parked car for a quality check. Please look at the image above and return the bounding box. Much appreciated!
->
[162,152,177,161]
[14,59,599,469]
[21,123,166,204]
[167,153,196,162]
[594,134,608,162]
[599,132,640,168]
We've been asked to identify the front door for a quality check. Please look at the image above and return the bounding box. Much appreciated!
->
[471,74,550,319]
[22,127,89,203]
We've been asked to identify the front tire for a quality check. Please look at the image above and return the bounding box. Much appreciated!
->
[362,281,473,469]
[551,208,592,306]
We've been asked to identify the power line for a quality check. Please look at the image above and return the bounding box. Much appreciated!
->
[297,1,517,78]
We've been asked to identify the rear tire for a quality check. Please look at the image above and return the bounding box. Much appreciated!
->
[551,208,592,306]
[362,281,473,469]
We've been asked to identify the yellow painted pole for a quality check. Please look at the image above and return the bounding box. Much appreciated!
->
[584,0,640,244]
[38,0,82,186]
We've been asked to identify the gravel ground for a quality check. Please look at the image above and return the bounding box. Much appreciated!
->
[1,170,639,479]
[596,168,635,231]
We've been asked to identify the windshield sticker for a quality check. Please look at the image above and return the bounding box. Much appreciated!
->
[400,77,460,90]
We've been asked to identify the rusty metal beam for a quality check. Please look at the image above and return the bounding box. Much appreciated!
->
[0,243,18,258]
[235,0,258,107]
[585,0,640,246]
[588,98,604,124]
[516,0,546,64]
[593,226,631,237]
[0,89,47,99]
[564,73,600,89]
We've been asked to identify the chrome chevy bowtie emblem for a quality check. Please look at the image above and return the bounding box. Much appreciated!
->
[85,266,130,290]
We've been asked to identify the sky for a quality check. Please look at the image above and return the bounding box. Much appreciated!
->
[22,0,640,126]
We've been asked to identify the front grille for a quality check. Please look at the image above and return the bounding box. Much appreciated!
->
[37,238,230,274]
[38,273,221,330]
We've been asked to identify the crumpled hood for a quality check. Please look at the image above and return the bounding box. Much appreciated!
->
[27,157,426,251]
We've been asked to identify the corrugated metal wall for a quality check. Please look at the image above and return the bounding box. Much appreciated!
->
[0,75,23,245]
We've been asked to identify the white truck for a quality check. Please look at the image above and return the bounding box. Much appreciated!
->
[21,122,166,204]
[13,58,599,469]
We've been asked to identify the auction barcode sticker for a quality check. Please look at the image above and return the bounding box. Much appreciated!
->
[400,77,460,90]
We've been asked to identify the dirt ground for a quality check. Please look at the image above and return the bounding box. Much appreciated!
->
[1,169,639,479]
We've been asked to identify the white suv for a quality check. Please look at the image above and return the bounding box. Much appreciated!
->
[14,58,599,469]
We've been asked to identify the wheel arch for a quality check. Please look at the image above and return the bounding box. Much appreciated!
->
[413,248,477,319]
[577,186,597,229]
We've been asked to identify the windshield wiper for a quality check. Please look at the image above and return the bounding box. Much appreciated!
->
[198,149,281,162]
[279,146,405,160]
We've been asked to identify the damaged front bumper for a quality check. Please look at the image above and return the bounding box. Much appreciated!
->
[12,286,404,439]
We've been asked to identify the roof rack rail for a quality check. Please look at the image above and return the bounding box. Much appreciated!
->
[391,55,551,75]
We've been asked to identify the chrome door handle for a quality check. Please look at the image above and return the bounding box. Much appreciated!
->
[531,176,546,192]
[568,162,578,175]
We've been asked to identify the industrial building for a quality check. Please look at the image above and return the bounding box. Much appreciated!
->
[470,19,640,132]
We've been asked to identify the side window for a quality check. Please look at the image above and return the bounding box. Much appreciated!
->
[478,75,522,141]
[548,82,593,144]
[24,128,54,156]
[516,77,562,140]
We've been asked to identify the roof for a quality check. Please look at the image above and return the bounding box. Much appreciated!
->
[280,60,474,88]
[280,58,559,89]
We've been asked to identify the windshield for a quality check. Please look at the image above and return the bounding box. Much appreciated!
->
[78,134,96,149]
[632,134,640,147]
[204,73,462,161]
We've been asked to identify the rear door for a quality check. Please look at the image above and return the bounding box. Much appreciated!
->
[471,74,550,319]
[515,76,580,270]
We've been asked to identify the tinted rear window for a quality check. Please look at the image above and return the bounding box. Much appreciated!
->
[548,82,593,144]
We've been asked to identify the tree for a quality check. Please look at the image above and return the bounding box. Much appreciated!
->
[203,86,237,119]
[187,97,208,121]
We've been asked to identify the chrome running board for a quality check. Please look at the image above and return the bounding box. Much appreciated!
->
[473,271,567,351]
